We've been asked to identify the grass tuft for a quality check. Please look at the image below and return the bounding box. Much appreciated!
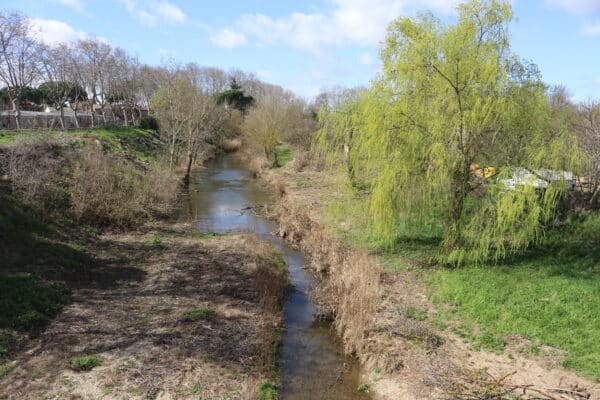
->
[183,307,213,321]
[257,381,278,400]
[69,355,102,371]
[274,146,292,168]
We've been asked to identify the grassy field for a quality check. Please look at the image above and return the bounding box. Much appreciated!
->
[427,213,600,379]
[323,183,600,379]
[0,128,161,162]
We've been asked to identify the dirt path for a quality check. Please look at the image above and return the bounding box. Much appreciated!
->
[0,222,286,400]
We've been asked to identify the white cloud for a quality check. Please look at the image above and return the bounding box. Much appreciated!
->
[154,1,187,24]
[121,0,187,26]
[583,21,600,35]
[51,0,84,12]
[29,18,87,45]
[359,53,374,65]
[210,29,247,49]
[210,0,462,53]
[546,0,600,13]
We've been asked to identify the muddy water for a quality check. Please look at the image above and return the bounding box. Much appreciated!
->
[182,155,371,400]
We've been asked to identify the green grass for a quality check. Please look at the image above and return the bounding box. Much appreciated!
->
[183,307,213,321]
[69,355,102,371]
[257,381,278,400]
[426,212,600,378]
[192,232,228,239]
[0,274,68,330]
[0,131,16,144]
[357,383,370,392]
[271,253,286,270]
[274,145,292,168]
[0,128,161,163]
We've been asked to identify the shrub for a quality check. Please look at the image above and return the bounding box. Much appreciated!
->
[0,134,72,213]
[69,355,102,371]
[138,115,159,131]
[69,144,178,227]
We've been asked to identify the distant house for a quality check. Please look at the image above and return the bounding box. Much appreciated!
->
[500,167,575,191]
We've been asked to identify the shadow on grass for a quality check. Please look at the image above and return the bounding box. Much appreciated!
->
[0,191,146,336]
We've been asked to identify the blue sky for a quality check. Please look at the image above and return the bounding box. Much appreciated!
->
[2,0,599,100]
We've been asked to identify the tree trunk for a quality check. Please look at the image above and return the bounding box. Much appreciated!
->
[169,132,177,169]
[184,148,193,184]
[445,164,470,250]
[59,106,65,130]
[11,99,21,131]
[72,106,80,129]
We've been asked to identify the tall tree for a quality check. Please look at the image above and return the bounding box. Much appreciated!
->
[40,43,87,129]
[318,0,580,264]
[0,12,42,130]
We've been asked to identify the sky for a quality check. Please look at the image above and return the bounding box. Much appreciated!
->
[1,0,599,100]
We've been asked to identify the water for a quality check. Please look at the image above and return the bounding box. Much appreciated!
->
[182,155,371,400]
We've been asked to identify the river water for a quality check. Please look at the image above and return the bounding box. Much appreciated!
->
[182,155,371,400]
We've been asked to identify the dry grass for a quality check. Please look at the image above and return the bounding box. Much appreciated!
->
[275,201,381,356]
[289,150,310,172]
[262,148,600,400]
[0,224,287,400]
[221,138,242,153]
[0,134,73,212]
[0,134,178,228]
[70,144,178,227]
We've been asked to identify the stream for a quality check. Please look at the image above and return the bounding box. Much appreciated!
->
[181,155,371,399]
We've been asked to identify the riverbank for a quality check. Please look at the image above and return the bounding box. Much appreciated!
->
[0,130,286,399]
[258,147,599,400]
[0,218,286,399]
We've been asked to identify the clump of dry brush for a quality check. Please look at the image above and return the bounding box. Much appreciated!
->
[0,134,178,228]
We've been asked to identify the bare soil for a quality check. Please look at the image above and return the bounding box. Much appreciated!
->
[260,158,600,400]
[0,222,286,400]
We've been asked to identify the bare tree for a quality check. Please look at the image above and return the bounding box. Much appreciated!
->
[0,11,42,130]
[76,38,114,126]
[576,100,600,203]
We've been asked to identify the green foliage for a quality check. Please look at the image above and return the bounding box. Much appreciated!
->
[257,381,278,400]
[428,212,600,378]
[271,252,286,270]
[0,274,67,330]
[138,115,159,131]
[183,308,213,321]
[38,81,87,107]
[0,86,44,107]
[357,383,370,392]
[316,0,580,264]
[215,80,254,115]
[273,146,292,168]
[69,355,102,371]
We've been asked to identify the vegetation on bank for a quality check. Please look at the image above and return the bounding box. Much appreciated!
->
[294,0,600,381]
[0,127,177,375]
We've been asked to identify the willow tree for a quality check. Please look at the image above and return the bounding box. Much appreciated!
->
[318,0,580,264]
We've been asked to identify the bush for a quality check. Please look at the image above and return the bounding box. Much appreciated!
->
[138,115,159,131]
[0,134,72,213]
[69,144,178,228]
